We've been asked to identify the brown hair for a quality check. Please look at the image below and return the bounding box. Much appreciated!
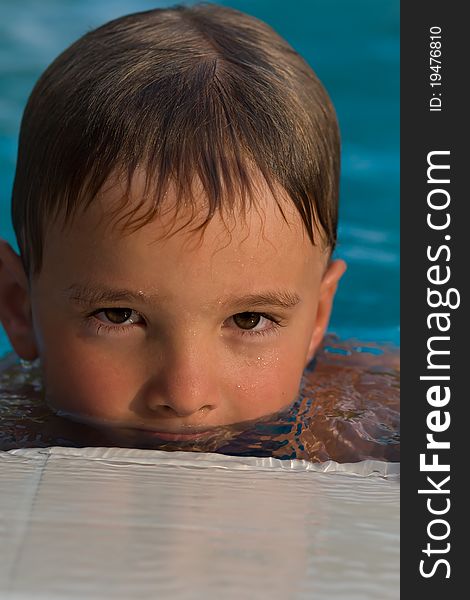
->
[11,3,340,277]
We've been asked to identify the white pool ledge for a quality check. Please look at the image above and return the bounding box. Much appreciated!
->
[1,447,399,600]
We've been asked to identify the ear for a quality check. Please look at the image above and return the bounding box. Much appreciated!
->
[0,240,38,360]
[306,258,347,363]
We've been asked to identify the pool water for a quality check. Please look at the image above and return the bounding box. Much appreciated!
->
[0,336,399,461]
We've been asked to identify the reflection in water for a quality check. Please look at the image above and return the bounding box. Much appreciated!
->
[0,336,399,462]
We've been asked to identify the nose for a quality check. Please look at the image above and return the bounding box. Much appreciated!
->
[144,342,219,418]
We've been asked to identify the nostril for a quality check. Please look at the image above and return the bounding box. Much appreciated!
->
[148,403,175,414]
[147,399,215,418]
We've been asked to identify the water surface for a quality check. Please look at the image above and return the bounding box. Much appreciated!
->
[0,336,399,462]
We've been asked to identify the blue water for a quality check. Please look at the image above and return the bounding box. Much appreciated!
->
[0,0,399,356]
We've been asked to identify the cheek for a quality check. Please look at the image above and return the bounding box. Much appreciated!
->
[228,352,305,421]
[39,341,136,420]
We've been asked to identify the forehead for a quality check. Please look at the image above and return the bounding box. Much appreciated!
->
[39,171,326,293]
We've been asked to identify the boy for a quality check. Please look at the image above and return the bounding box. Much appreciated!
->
[0,4,346,447]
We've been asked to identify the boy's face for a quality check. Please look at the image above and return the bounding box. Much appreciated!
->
[0,174,345,444]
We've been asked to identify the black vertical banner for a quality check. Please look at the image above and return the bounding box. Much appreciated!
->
[401,2,467,596]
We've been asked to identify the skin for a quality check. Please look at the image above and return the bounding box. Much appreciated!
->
[0,173,345,443]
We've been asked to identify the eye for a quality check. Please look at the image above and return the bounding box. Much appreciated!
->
[98,308,137,325]
[86,307,144,335]
[232,313,264,330]
[227,312,282,337]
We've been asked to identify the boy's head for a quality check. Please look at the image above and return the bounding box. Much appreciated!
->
[0,4,345,441]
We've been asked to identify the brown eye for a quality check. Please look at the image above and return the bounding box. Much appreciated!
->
[233,312,261,330]
[103,308,133,324]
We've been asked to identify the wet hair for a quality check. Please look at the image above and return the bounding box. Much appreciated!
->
[12,2,340,277]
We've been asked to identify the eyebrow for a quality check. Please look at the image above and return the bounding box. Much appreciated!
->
[220,291,301,311]
[64,285,155,306]
[64,284,301,311]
